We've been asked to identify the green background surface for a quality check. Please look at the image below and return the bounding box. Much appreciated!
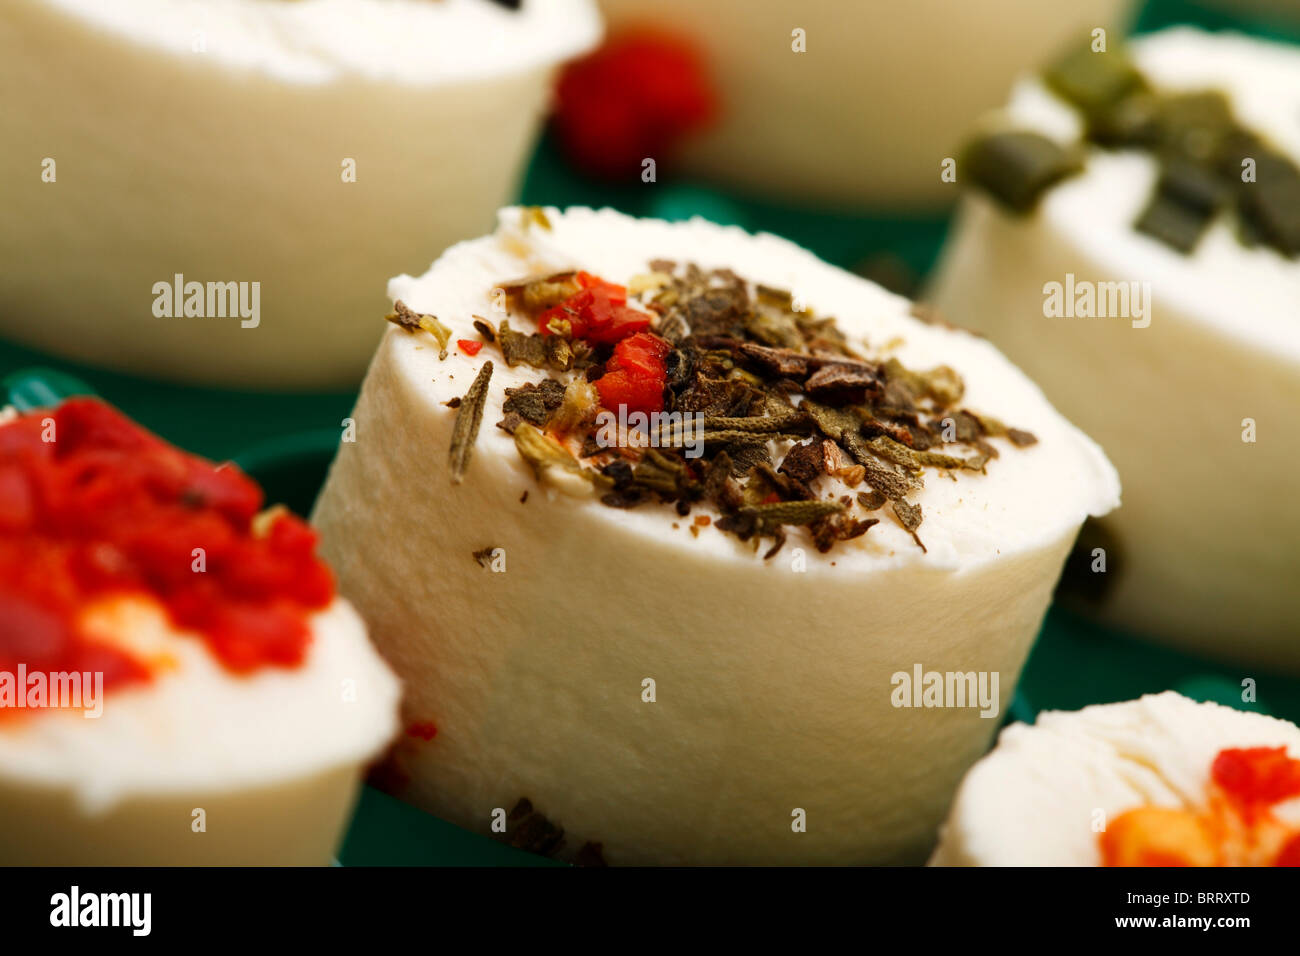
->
[3,0,1297,865]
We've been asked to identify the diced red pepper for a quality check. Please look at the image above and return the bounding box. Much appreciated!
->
[0,465,34,533]
[537,282,651,345]
[531,273,668,415]
[576,271,628,305]
[537,288,597,338]
[0,398,337,710]
[605,331,671,376]
[1212,746,1300,808]
[1277,833,1300,866]
[594,370,664,416]
[585,304,653,345]
[595,332,671,416]
[457,339,483,356]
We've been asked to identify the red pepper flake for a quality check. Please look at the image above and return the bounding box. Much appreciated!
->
[1211,746,1300,808]
[457,339,483,357]
[406,721,438,742]
[1101,745,1300,867]
[0,399,335,711]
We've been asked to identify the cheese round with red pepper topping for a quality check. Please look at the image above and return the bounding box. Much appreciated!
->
[312,206,1118,864]
[930,693,1300,866]
[0,401,400,865]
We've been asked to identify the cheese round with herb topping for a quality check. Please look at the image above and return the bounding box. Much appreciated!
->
[312,206,1118,865]
[930,693,1300,866]
[0,0,601,387]
[929,28,1300,672]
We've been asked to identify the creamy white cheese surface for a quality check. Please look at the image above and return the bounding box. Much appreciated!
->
[313,207,1118,865]
[930,28,1300,670]
[930,693,1300,866]
[39,0,601,85]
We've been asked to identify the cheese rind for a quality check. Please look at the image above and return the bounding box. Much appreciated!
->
[311,207,1119,864]
[929,692,1300,866]
[929,29,1300,671]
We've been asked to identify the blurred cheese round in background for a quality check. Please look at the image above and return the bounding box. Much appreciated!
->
[930,693,1300,866]
[593,0,1132,209]
[0,0,600,388]
[928,29,1300,673]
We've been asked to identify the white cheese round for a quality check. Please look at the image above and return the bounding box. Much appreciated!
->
[0,0,601,387]
[311,206,1119,864]
[930,692,1300,866]
[596,0,1132,209]
[929,28,1300,672]
[37,0,601,85]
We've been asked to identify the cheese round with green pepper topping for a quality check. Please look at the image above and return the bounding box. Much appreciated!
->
[930,28,1300,672]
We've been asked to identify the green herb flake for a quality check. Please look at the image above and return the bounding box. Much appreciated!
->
[891,499,927,553]
[513,423,607,497]
[503,798,564,857]
[842,431,920,500]
[497,319,550,369]
[523,207,553,232]
[387,301,453,359]
[857,490,887,511]
[449,360,493,484]
[499,379,565,434]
